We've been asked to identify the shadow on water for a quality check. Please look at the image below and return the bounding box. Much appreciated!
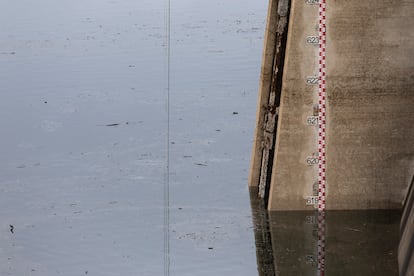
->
[249,188,401,276]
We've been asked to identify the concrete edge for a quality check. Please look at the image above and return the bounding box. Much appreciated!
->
[248,0,279,187]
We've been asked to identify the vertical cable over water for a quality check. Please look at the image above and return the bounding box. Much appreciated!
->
[163,0,171,275]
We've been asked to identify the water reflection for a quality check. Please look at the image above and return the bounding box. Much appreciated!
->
[249,188,400,275]
[249,189,276,276]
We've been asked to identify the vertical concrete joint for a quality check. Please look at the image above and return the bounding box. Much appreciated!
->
[257,0,291,202]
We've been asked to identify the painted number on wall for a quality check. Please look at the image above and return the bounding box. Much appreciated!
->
[305,196,318,206]
[306,157,319,165]
[305,0,319,4]
[307,116,318,126]
[306,36,319,45]
[306,76,319,85]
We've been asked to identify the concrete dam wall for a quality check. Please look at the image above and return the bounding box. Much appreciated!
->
[249,0,414,211]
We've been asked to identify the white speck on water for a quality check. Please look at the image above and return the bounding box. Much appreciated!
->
[40,120,63,132]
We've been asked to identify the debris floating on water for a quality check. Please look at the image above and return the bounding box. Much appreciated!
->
[97,123,121,127]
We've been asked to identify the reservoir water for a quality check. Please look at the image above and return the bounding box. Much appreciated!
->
[0,0,401,275]
[1,0,266,275]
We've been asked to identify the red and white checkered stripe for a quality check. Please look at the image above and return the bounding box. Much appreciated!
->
[318,0,327,275]
[318,0,327,212]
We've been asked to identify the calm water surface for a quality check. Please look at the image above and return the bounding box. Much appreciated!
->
[0,1,401,275]
[1,0,267,275]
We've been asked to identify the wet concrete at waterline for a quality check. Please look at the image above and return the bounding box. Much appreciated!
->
[249,189,401,275]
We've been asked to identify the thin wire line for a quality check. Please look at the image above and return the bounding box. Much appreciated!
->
[163,0,171,275]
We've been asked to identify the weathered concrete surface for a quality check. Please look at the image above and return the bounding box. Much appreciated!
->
[264,0,414,210]
[249,0,283,188]
[324,0,414,210]
[266,0,320,210]
[269,210,400,275]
